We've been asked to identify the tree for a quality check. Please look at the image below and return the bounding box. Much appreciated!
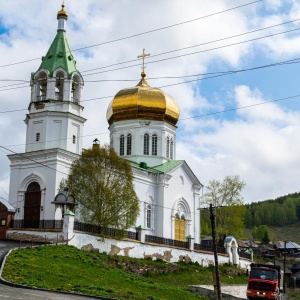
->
[252,226,258,240]
[67,145,140,232]
[256,225,271,244]
[202,175,246,238]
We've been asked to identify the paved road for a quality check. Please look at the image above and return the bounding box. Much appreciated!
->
[0,284,102,300]
[0,240,109,300]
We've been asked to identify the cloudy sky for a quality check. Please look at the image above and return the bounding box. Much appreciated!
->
[0,0,300,203]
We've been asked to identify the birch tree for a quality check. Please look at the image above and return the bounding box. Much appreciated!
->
[202,175,246,238]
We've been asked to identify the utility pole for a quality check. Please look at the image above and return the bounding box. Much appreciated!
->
[210,204,222,300]
[283,241,286,294]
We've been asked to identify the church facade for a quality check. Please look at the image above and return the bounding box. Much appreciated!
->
[7,4,203,243]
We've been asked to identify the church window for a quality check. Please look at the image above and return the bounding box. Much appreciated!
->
[36,133,40,142]
[127,134,132,155]
[144,133,149,155]
[146,204,152,228]
[152,134,157,156]
[166,137,170,158]
[120,135,125,156]
[170,138,174,159]
[73,135,76,144]
[27,182,41,191]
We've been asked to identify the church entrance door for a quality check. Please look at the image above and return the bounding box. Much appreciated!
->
[24,182,41,228]
[175,215,186,241]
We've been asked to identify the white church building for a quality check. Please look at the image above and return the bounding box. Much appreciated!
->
[7,4,203,244]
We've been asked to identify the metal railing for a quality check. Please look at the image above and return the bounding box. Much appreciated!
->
[9,220,230,255]
[145,234,188,249]
[194,243,227,254]
[74,221,137,239]
[10,219,63,229]
[55,93,63,101]
[37,95,47,101]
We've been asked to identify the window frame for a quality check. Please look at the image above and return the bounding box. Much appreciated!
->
[120,134,125,156]
[127,133,132,155]
[152,133,157,156]
[144,133,150,155]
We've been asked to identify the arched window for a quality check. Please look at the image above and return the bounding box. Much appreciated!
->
[146,204,152,228]
[166,137,170,158]
[120,135,125,156]
[152,134,157,156]
[170,138,174,159]
[55,71,65,101]
[144,133,149,155]
[127,133,132,155]
[71,74,80,104]
[36,72,47,102]
[27,182,41,191]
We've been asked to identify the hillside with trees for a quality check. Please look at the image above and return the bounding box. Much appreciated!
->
[201,191,300,241]
[244,192,300,228]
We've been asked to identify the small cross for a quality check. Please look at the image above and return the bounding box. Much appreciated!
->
[137,49,150,74]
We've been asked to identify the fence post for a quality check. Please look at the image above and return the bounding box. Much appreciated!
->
[136,225,146,243]
[186,235,194,251]
[63,210,75,244]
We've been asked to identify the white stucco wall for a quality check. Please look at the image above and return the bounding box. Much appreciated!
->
[6,229,251,270]
[133,162,201,244]
[69,232,251,269]
[8,149,79,220]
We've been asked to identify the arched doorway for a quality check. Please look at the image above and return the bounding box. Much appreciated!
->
[24,182,41,228]
[175,213,186,242]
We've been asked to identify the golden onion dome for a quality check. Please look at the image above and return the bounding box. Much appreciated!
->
[107,73,180,126]
[57,3,68,19]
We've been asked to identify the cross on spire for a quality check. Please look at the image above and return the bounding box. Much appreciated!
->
[137,49,150,77]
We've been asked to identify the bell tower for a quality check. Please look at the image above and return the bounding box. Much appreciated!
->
[26,3,85,154]
[8,4,86,224]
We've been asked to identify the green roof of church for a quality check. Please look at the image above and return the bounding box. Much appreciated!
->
[152,160,184,173]
[130,160,184,174]
[35,30,77,78]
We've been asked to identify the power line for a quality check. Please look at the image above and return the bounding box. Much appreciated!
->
[0,146,70,176]
[83,27,300,77]
[2,48,300,96]
[179,94,300,121]
[1,91,300,149]
[80,18,300,74]
[1,19,299,89]
[1,54,300,112]
[0,1,262,69]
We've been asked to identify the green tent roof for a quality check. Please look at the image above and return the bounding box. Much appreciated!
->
[35,30,77,78]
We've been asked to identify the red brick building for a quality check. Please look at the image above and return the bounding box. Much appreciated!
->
[0,197,15,239]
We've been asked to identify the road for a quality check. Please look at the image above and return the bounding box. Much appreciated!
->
[0,284,102,300]
[0,240,111,300]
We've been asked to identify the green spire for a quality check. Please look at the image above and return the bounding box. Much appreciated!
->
[36,30,77,78]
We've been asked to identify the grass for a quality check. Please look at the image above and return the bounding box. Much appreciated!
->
[2,245,248,300]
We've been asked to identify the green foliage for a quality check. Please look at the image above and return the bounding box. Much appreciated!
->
[202,175,246,238]
[254,225,271,243]
[245,193,300,228]
[2,245,248,300]
[67,145,140,233]
[252,226,257,239]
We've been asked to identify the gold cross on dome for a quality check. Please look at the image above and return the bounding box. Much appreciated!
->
[137,49,150,74]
